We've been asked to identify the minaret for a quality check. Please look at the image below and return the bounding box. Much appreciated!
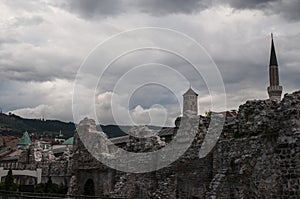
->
[183,86,198,115]
[267,33,282,101]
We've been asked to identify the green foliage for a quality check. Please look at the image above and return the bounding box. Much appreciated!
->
[0,113,75,138]
[0,182,5,190]
[35,177,67,194]
[0,112,161,139]
[47,176,52,185]
[1,169,18,191]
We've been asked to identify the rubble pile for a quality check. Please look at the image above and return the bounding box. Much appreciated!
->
[151,173,176,199]
[126,126,166,152]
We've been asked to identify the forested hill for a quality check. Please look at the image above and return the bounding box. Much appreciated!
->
[0,113,162,139]
[0,113,75,138]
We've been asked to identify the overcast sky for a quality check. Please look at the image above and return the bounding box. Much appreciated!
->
[1,0,300,126]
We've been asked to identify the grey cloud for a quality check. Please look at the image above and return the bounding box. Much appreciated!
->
[0,64,76,82]
[0,34,80,82]
[1,78,74,122]
[225,0,276,10]
[128,85,180,110]
[13,16,44,27]
[57,0,300,21]
[1,0,300,124]
[0,52,78,82]
[0,38,17,47]
[0,81,50,111]
[58,0,210,19]
[274,34,300,91]
[224,0,300,21]
[60,0,123,19]
[54,0,300,22]
[274,0,300,21]
[2,0,51,12]
[134,0,210,16]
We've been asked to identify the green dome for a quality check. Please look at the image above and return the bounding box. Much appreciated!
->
[63,137,74,145]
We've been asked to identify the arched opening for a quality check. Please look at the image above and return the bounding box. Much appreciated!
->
[83,179,95,196]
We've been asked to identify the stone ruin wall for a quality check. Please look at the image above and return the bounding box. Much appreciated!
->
[209,91,300,199]
[68,91,300,198]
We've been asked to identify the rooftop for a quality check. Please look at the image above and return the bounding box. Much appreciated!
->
[17,131,32,146]
[183,87,198,96]
[63,137,74,145]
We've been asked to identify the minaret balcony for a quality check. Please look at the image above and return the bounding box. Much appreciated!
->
[267,85,282,92]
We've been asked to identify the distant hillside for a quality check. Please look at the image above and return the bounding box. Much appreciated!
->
[0,113,75,138]
[0,113,163,139]
[98,124,162,138]
[97,125,130,138]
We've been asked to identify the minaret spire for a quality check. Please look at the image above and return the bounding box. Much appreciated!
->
[270,33,278,66]
[267,33,282,101]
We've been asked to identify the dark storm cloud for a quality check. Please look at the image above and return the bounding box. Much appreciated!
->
[59,0,300,22]
[59,0,210,19]
[134,0,210,16]
[1,0,300,123]
[225,0,277,10]
[275,0,300,21]
[60,0,123,18]
[224,0,300,21]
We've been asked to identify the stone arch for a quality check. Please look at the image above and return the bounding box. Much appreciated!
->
[84,178,95,196]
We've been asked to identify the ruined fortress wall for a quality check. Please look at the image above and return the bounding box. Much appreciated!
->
[210,130,299,198]
[208,91,300,198]
[109,152,213,198]
[69,91,300,198]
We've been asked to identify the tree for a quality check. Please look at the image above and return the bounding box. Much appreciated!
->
[46,176,53,185]
[45,176,53,193]
[35,176,66,194]
[4,169,18,191]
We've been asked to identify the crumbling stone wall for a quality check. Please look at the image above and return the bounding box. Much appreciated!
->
[68,119,116,196]
[69,91,300,199]
[207,91,300,198]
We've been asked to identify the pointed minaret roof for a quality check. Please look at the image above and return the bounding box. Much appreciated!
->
[270,33,278,66]
[63,137,74,145]
[18,131,32,146]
